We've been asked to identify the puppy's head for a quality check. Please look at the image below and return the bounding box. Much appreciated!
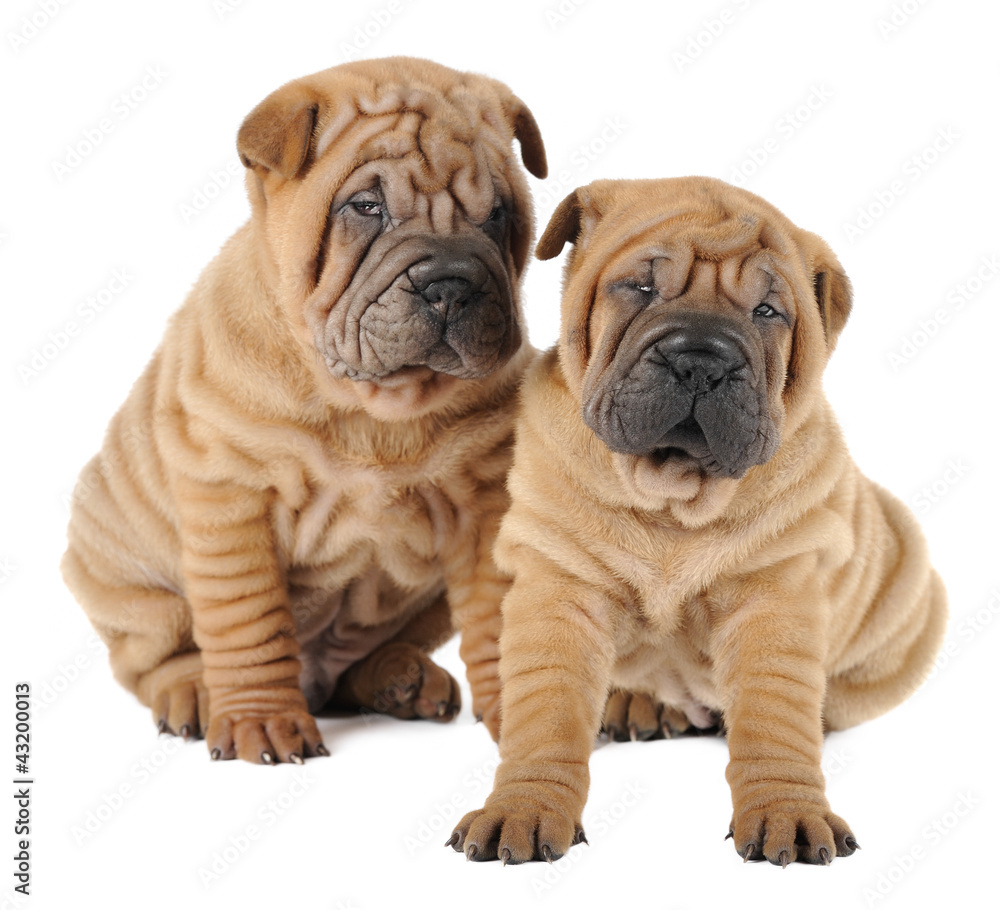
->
[538,177,851,514]
[237,57,547,419]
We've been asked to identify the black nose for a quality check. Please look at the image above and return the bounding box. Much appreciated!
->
[420,277,474,314]
[408,256,489,312]
[655,330,746,392]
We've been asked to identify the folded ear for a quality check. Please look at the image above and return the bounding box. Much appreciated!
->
[536,186,610,261]
[806,234,852,348]
[237,82,321,179]
[536,189,580,260]
[505,94,547,180]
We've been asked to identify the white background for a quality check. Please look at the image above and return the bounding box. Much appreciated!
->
[1,0,998,908]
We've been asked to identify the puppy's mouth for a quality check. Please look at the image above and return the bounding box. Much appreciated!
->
[337,364,438,386]
[644,417,734,478]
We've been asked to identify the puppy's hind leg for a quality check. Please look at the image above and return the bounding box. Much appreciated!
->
[141,652,209,740]
[61,546,205,737]
[333,593,461,722]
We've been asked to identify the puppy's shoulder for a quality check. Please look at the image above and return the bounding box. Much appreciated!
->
[517,348,582,442]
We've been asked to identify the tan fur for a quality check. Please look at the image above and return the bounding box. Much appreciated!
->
[452,177,947,865]
[61,57,547,763]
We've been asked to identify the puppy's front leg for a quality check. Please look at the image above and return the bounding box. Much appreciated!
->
[176,477,325,764]
[450,557,616,863]
[714,569,858,865]
[442,513,510,741]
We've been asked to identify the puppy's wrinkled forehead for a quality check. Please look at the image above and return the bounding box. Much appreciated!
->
[315,82,510,221]
[600,204,797,305]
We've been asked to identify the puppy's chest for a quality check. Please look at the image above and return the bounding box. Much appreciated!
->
[272,463,473,590]
[606,525,732,626]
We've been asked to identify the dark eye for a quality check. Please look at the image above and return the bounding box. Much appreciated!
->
[753,302,779,318]
[624,281,657,299]
[351,199,383,216]
[483,203,508,234]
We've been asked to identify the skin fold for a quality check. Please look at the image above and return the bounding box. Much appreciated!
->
[450,177,947,865]
[61,57,547,764]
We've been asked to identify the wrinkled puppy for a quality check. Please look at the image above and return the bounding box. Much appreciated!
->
[451,177,947,865]
[61,57,546,764]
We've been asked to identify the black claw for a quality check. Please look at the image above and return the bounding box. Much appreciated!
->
[289,752,304,765]
[474,713,483,723]
[444,832,459,849]
[743,844,756,863]
[210,748,222,761]
[179,724,192,740]
[541,844,554,864]
[573,828,588,846]
[845,836,861,852]
[157,719,168,735]
[500,847,510,866]
[660,723,672,739]
[606,726,620,742]
[466,845,478,862]
[818,847,831,866]
[315,744,329,757]
[725,830,734,841]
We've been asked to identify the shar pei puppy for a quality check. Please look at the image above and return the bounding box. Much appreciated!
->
[61,57,547,764]
[450,177,947,865]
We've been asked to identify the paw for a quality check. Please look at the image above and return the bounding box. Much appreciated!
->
[448,799,585,864]
[206,709,327,765]
[602,690,692,741]
[729,805,858,866]
[366,644,461,722]
[152,677,210,741]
